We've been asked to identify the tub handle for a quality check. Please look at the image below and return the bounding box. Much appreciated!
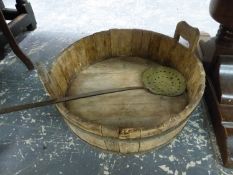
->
[174,21,200,53]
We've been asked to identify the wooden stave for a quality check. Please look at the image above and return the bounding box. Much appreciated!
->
[38,28,205,141]
[65,118,187,153]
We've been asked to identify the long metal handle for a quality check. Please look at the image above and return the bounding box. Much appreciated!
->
[0,86,143,115]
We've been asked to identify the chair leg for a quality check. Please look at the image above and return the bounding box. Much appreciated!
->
[16,0,37,31]
[0,0,5,9]
[0,9,34,70]
[0,46,5,60]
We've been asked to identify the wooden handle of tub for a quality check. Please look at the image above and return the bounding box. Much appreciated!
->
[174,21,200,53]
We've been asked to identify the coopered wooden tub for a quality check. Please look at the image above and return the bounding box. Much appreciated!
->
[39,21,205,153]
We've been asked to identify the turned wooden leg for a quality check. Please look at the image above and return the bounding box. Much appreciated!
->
[0,0,4,9]
[199,0,233,168]
[16,0,37,31]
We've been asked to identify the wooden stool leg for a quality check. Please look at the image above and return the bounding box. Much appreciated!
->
[16,0,37,31]
[0,9,34,70]
[0,1,4,9]
[199,0,233,167]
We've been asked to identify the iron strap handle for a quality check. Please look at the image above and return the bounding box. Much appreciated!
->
[174,21,200,53]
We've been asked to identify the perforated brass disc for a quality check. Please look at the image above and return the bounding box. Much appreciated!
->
[142,66,186,96]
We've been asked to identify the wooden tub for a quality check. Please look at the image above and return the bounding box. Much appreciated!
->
[38,21,205,153]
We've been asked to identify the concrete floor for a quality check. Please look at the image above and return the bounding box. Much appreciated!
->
[0,0,233,174]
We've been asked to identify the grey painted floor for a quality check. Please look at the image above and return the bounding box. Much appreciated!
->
[0,0,233,174]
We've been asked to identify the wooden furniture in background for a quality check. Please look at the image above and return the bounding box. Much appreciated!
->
[199,0,233,167]
[0,0,36,70]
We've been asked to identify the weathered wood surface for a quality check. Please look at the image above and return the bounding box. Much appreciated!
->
[38,21,205,153]
[66,57,188,128]
[67,119,187,153]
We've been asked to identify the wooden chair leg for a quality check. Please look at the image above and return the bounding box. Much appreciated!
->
[0,0,4,9]
[16,0,37,31]
[0,9,34,70]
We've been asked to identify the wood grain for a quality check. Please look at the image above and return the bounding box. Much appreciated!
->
[38,21,205,153]
[66,57,188,129]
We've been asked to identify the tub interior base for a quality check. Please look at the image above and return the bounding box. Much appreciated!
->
[65,56,188,128]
